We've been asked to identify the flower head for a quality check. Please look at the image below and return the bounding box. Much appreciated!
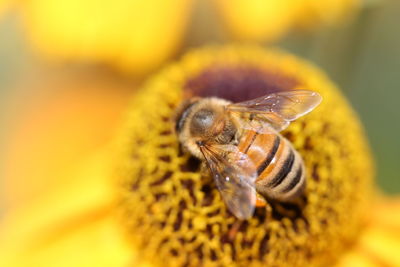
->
[116,45,374,266]
[18,0,194,75]
[214,0,360,42]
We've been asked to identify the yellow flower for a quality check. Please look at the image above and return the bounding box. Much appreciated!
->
[213,0,297,42]
[295,0,361,29]
[2,45,397,267]
[1,72,133,211]
[18,0,194,76]
[115,45,374,266]
[214,0,360,42]
[16,0,360,75]
[0,72,134,267]
[0,0,11,17]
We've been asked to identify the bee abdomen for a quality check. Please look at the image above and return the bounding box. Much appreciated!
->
[256,136,280,175]
[253,135,306,201]
[269,150,305,201]
[267,149,295,188]
[281,165,303,193]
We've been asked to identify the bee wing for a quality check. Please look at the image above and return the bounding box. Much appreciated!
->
[227,90,322,132]
[199,144,257,220]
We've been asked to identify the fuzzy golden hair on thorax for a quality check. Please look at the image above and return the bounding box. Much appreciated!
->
[115,45,374,267]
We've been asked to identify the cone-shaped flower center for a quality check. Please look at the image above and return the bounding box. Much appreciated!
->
[115,45,374,267]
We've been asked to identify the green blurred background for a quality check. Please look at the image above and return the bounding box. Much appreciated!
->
[284,0,400,193]
[0,0,399,198]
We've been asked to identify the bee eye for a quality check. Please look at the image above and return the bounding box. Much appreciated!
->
[190,109,215,135]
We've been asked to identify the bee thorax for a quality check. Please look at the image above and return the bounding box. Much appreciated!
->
[190,108,216,136]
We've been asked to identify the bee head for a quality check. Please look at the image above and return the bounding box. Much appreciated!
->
[175,97,235,159]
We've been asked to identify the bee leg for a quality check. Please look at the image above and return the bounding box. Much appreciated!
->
[200,162,213,179]
[256,194,267,207]
[264,202,273,223]
[200,161,209,174]
[227,220,242,241]
[255,193,273,222]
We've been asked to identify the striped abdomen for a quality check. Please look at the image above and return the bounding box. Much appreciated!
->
[237,130,305,201]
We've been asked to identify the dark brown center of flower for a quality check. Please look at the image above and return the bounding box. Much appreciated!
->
[184,65,299,102]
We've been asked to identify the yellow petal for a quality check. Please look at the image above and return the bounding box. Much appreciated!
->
[214,0,361,42]
[357,197,400,267]
[368,196,400,229]
[213,0,296,42]
[18,0,194,75]
[2,71,132,210]
[335,251,378,267]
[335,197,400,267]
[295,0,361,29]
[0,69,141,266]
[0,0,10,17]
[0,151,134,267]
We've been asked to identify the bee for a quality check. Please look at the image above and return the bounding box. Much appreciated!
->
[175,90,322,219]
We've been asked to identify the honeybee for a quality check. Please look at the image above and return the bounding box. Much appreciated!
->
[175,90,322,219]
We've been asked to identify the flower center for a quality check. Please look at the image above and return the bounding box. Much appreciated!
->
[184,65,299,102]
